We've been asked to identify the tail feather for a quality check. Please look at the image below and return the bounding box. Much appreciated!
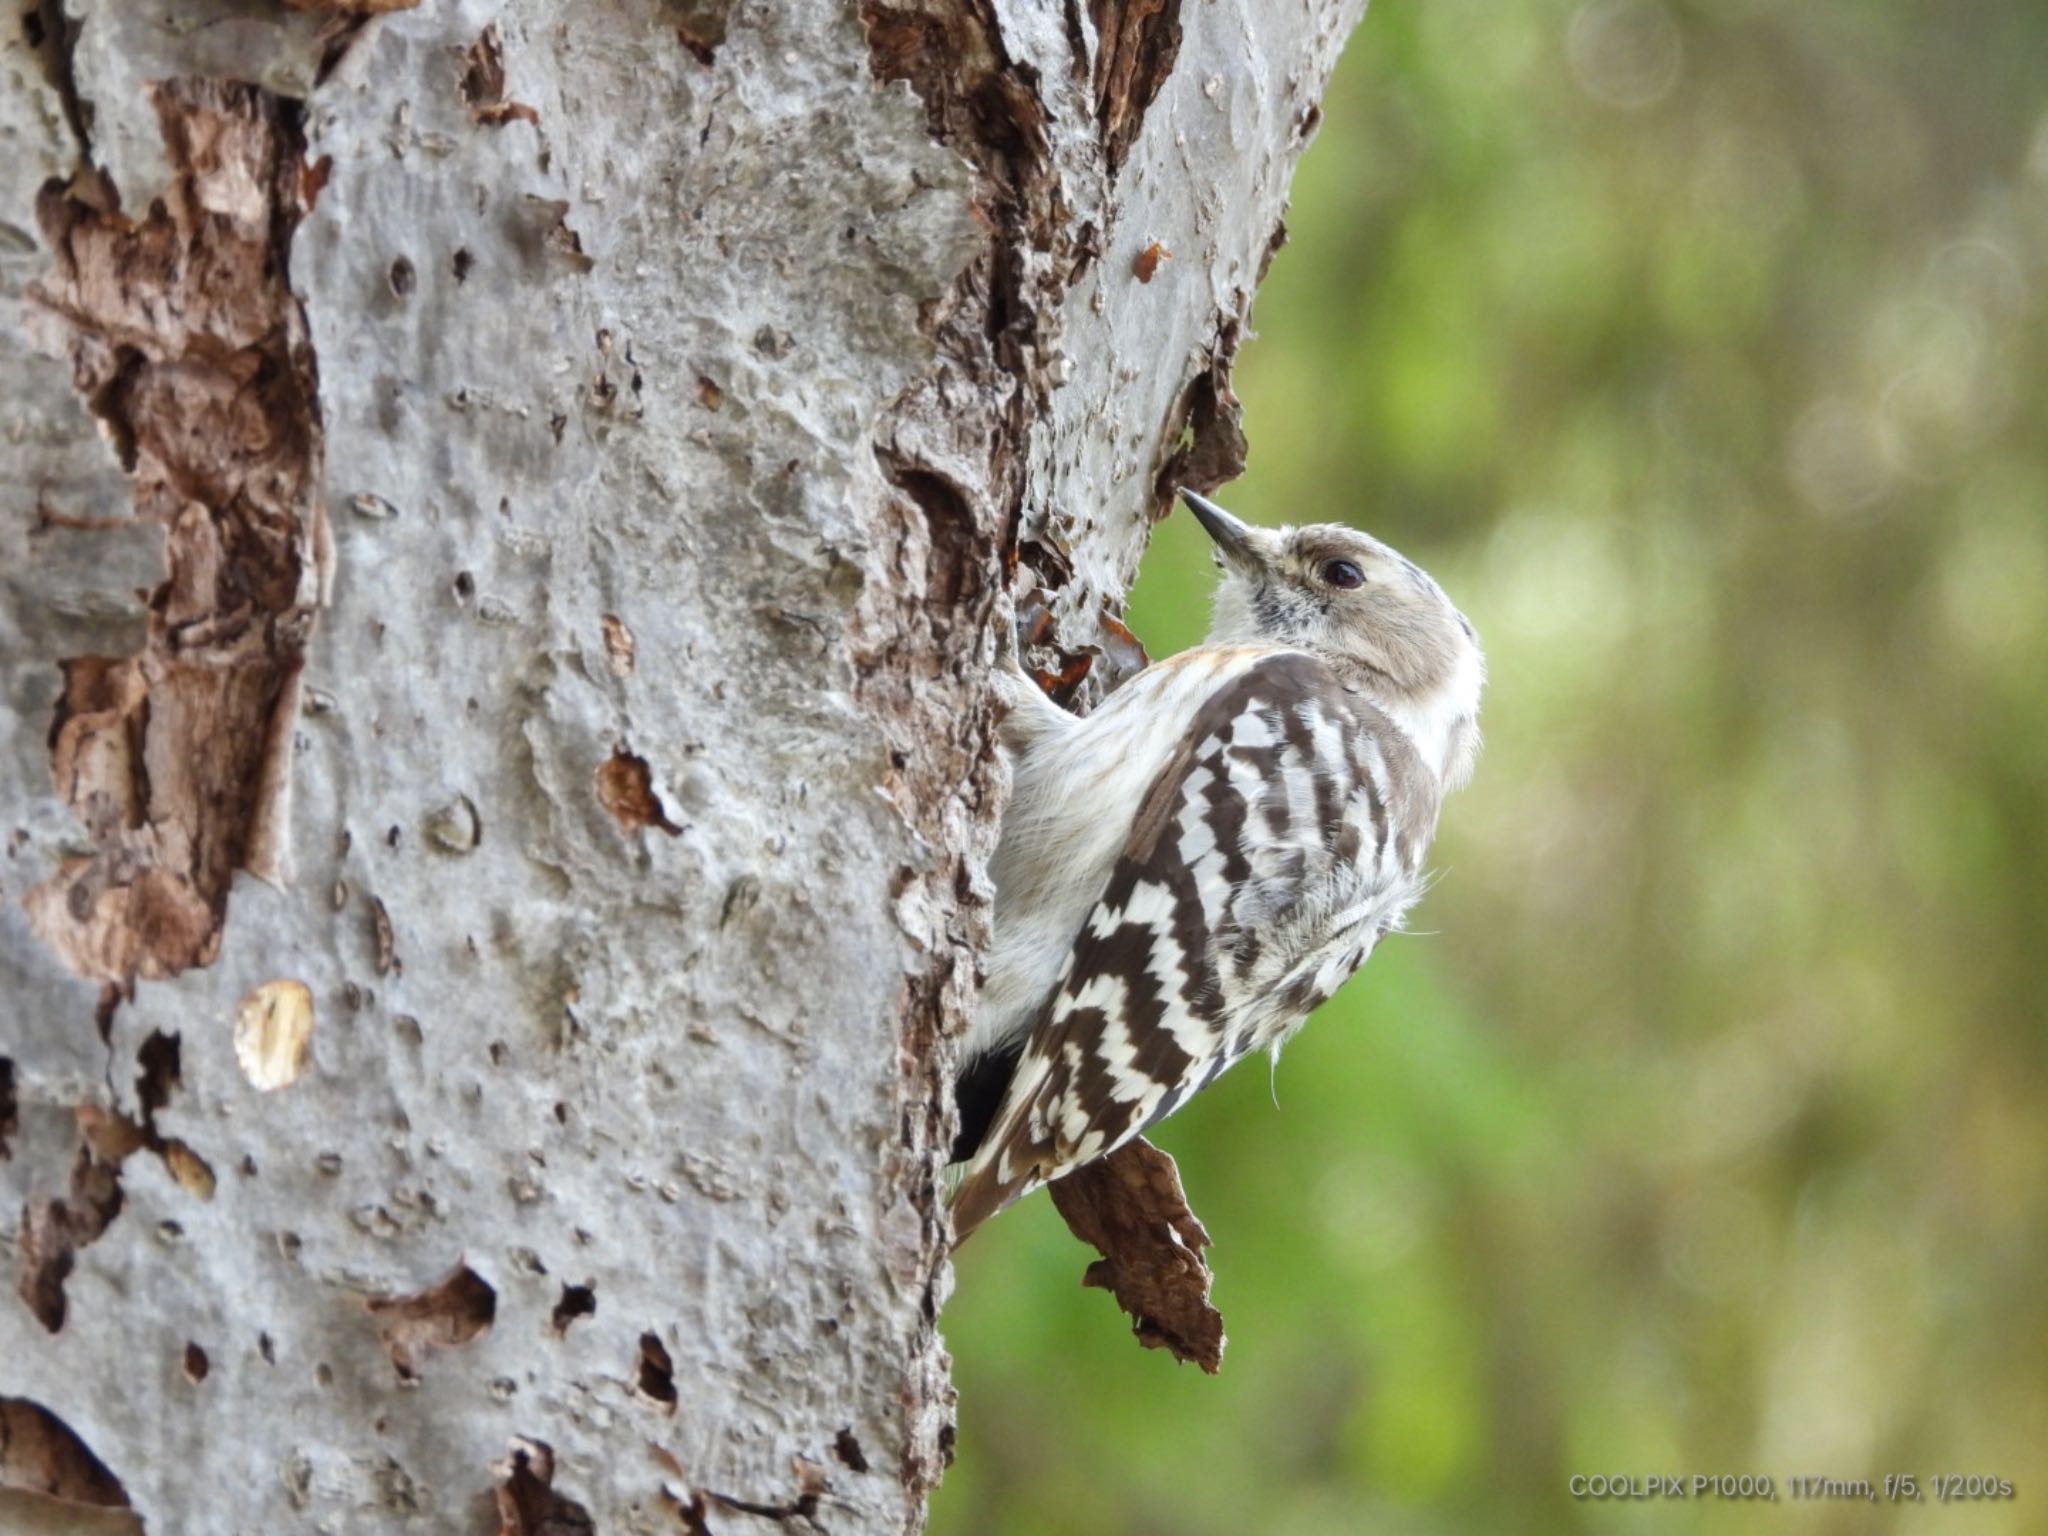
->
[950,1154,1041,1245]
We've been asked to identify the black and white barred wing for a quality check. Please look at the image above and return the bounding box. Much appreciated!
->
[953,653,1418,1239]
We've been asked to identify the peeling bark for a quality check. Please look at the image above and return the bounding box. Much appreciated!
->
[0,1396,137,1527]
[1,2,1365,1530]
[24,78,326,988]
[1092,0,1185,174]
[1047,1136,1225,1372]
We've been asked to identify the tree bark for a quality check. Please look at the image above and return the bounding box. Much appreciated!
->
[0,2,1363,1531]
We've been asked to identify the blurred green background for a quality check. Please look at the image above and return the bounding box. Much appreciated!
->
[935,0,2048,1531]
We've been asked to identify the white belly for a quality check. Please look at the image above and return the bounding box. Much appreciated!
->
[965,648,1287,1062]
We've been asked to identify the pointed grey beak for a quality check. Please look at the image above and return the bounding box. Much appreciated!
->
[1179,487,1263,575]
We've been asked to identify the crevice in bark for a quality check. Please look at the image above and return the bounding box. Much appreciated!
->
[130,1026,218,1201]
[0,1397,135,1515]
[1090,0,1184,174]
[0,1058,16,1160]
[699,1456,831,1526]
[22,79,330,991]
[27,0,95,174]
[669,1,730,67]
[861,2,1063,531]
[15,1012,228,1326]
[1154,315,1249,504]
[832,1428,870,1474]
[133,1031,180,1127]
[860,2,1077,1504]
[634,1332,677,1409]
[492,1438,593,1536]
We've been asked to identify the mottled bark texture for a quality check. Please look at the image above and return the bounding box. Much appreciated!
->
[0,2,1362,1531]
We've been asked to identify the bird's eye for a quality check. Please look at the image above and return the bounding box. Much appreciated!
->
[1321,559,1366,590]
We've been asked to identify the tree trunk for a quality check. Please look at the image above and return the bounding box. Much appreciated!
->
[0,2,1362,1531]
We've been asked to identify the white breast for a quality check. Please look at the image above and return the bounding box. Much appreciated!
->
[966,649,1284,1063]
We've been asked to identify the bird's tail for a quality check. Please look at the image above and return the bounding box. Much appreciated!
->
[949,1155,1039,1246]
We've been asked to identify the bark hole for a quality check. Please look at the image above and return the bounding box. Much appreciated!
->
[549,1283,595,1334]
[462,26,541,129]
[671,1,729,66]
[365,1262,498,1380]
[133,1029,180,1125]
[831,1427,869,1473]
[635,1332,677,1408]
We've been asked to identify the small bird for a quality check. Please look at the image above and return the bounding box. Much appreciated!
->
[951,489,1484,1240]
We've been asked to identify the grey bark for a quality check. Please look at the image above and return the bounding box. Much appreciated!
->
[0,2,1363,1532]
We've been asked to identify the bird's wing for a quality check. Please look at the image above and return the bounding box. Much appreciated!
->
[952,652,1411,1240]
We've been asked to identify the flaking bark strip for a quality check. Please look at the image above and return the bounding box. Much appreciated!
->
[22,79,329,988]
[859,1,1064,1497]
[1091,0,1184,174]
[1046,1135,1225,1372]
[1154,314,1248,502]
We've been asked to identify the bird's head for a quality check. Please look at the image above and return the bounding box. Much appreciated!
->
[1183,488,1485,790]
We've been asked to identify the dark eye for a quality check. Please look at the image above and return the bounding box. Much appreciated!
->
[1321,559,1365,590]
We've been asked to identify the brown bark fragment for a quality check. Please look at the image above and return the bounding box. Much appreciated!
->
[0,1398,134,1511]
[1047,1136,1227,1372]
[17,1086,225,1332]
[462,26,542,129]
[15,1111,136,1334]
[1091,0,1184,173]
[594,748,683,836]
[1155,320,1249,502]
[23,79,327,989]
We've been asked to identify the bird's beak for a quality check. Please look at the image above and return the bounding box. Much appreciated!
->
[1179,487,1265,577]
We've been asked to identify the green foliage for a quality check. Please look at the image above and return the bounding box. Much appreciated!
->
[937,3,2048,1530]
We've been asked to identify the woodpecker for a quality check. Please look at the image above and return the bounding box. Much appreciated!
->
[951,489,1484,1240]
